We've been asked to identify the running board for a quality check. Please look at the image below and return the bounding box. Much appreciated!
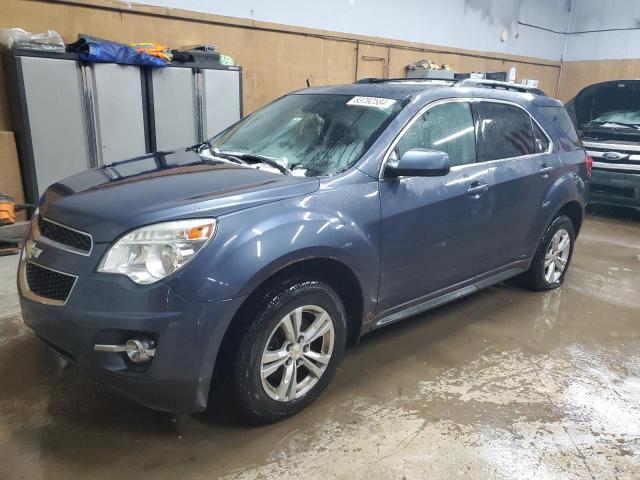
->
[376,284,477,327]
[375,266,524,328]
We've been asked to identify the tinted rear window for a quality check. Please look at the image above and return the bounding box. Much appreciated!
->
[539,106,581,146]
[475,102,535,162]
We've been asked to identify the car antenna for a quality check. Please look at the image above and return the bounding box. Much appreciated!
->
[306,78,311,87]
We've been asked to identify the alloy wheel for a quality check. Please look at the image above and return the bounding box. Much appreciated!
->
[260,305,335,402]
[544,228,571,283]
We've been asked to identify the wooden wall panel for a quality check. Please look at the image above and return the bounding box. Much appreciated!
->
[235,31,356,112]
[558,59,640,102]
[0,0,563,133]
[356,44,389,80]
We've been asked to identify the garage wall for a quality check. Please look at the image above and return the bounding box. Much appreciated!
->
[0,0,563,133]
[558,0,640,101]
[558,59,640,102]
[564,0,640,62]
[133,0,574,61]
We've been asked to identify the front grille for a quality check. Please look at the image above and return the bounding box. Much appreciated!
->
[583,141,640,153]
[25,262,76,303]
[592,161,640,173]
[38,216,92,253]
[584,141,640,173]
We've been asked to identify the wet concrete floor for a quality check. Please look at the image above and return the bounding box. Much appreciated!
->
[0,210,639,479]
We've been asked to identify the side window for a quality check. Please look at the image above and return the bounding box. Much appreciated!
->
[475,102,535,162]
[396,102,476,167]
[532,121,550,153]
[539,105,582,147]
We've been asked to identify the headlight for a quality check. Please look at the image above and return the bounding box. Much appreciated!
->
[98,218,217,284]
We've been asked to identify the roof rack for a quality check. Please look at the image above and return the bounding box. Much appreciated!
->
[352,77,547,96]
[354,77,456,85]
[454,79,547,96]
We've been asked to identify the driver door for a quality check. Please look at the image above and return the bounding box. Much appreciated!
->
[377,100,496,319]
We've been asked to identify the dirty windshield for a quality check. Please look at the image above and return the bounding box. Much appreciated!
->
[209,94,403,177]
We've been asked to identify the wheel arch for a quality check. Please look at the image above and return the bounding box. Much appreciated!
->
[554,200,584,235]
[209,256,366,402]
[531,170,586,257]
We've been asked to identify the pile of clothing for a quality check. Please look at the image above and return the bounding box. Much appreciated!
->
[68,35,172,67]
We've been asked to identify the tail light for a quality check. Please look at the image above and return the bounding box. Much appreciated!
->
[585,154,593,178]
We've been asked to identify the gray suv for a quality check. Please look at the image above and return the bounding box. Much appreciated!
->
[18,79,589,423]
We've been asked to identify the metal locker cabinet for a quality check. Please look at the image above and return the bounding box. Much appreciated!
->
[150,67,198,151]
[202,69,241,138]
[18,56,91,197]
[91,63,147,164]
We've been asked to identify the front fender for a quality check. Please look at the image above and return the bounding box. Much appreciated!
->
[164,170,380,408]
[165,169,381,310]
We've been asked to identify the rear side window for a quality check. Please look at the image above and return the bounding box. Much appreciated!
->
[533,122,550,153]
[474,102,535,162]
[539,106,581,146]
[396,102,476,167]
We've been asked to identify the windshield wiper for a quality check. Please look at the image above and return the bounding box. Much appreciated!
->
[204,148,251,167]
[187,142,249,167]
[216,150,291,175]
[186,140,214,152]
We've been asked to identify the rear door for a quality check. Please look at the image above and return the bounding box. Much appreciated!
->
[472,100,557,269]
[377,100,495,317]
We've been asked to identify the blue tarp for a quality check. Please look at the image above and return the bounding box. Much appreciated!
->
[68,35,169,67]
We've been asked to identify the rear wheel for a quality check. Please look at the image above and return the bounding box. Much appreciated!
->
[521,214,576,291]
[232,279,346,423]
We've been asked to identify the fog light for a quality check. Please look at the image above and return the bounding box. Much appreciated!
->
[94,338,156,363]
[125,339,155,363]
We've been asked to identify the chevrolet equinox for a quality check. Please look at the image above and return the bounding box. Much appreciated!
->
[18,79,589,423]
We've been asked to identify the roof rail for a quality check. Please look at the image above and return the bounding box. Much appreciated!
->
[352,77,547,96]
[454,79,547,96]
[354,77,456,85]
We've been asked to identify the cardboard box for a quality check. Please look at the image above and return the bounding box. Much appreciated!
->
[0,131,26,221]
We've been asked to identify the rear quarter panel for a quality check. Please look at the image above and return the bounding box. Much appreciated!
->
[528,104,587,255]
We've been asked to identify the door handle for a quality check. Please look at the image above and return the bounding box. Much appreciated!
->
[466,182,489,196]
[539,165,553,176]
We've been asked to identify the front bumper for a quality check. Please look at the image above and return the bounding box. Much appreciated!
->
[589,170,640,211]
[18,257,245,413]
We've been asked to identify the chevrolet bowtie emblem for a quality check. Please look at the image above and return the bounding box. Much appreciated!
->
[25,240,43,260]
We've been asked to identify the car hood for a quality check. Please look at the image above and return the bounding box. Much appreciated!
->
[39,149,320,242]
[567,80,640,140]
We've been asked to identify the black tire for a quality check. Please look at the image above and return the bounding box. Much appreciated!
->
[521,214,576,291]
[232,278,347,424]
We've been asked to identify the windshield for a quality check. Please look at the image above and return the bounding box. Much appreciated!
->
[209,94,403,177]
[587,110,640,128]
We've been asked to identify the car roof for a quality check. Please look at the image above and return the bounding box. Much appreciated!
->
[295,79,563,108]
[297,81,450,101]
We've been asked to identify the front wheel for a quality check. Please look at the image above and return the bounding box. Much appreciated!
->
[232,279,347,424]
[521,214,576,291]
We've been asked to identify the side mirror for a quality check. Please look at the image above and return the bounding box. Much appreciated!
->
[385,148,451,178]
